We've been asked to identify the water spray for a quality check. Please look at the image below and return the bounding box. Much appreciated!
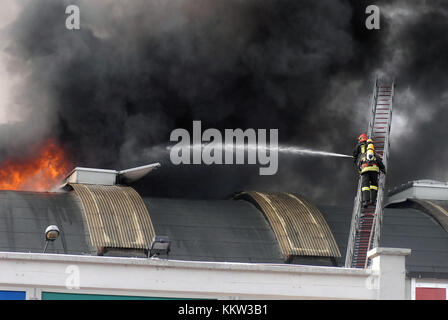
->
[142,142,352,176]
[277,145,352,158]
[165,143,352,158]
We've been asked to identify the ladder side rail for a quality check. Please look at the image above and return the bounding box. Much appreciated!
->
[369,153,387,251]
[345,179,362,267]
[372,140,390,248]
[367,77,379,138]
[371,80,395,250]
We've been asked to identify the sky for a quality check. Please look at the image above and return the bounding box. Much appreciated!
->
[0,0,447,205]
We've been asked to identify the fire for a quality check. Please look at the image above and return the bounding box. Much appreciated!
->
[0,139,72,192]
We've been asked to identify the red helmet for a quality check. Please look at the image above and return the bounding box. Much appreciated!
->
[358,133,368,142]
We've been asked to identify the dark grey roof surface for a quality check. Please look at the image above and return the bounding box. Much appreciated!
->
[317,204,353,266]
[382,202,448,279]
[0,190,92,255]
[143,197,284,263]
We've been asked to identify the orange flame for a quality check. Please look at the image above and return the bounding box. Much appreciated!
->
[0,139,72,192]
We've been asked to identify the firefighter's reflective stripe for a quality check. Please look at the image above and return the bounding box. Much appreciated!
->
[359,156,380,174]
[362,187,370,191]
[370,185,378,190]
[361,144,366,154]
[361,165,380,173]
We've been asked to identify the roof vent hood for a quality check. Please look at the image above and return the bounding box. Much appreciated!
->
[62,163,161,187]
[387,180,448,205]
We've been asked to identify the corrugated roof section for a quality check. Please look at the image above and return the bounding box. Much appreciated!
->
[234,191,341,259]
[69,183,155,250]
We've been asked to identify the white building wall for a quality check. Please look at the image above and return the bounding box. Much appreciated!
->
[0,248,411,300]
[368,247,411,299]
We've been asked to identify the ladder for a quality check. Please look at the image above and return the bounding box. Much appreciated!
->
[345,78,395,268]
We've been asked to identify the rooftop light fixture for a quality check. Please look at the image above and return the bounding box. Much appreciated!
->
[148,235,171,258]
[43,225,60,253]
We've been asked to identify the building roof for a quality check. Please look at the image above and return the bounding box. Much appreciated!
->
[0,187,448,278]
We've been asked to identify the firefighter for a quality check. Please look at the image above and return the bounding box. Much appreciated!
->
[359,146,386,208]
[352,133,369,165]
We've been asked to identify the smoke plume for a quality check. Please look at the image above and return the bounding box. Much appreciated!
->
[0,0,447,205]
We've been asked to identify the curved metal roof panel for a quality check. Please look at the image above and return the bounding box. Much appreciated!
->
[233,191,341,259]
[69,183,155,250]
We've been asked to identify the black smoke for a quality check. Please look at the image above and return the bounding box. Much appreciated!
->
[1,0,447,205]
